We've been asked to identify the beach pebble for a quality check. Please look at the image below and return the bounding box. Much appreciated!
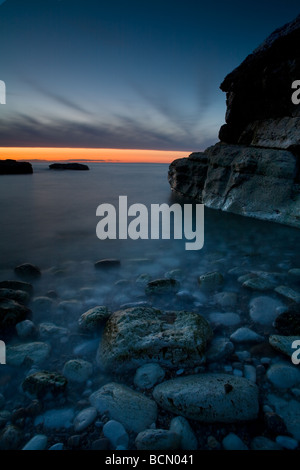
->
[269,335,300,358]
[209,312,240,327]
[249,296,283,325]
[103,420,129,449]
[274,306,300,335]
[91,438,110,450]
[206,338,234,362]
[22,371,67,398]
[39,322,69,338]
[32,296,54,314]
[89,382,158,433]
[134,363,165,389]
[136,273,152,285]
[230,327,264,343]
[0,298,31,330]
[0,288,30,305]
[78,306,111,332]
[264,412,288,435]
[198,271,224,291]
[49,443,64,450]
[57,300,81,315]
[0,280,33,296]
[63,359,93,383]
[22,434,47,450]
[16,319,37,339]
[169,416,198,450]
[274,286,300,303]
[222,432,248,450]
[266,362,300,389]
[0,425,22,450]
[14,263,41,281]
[243,277,274,291]
[275,435,298,450]
[153,374,259,423]
[34,408,75,429]
[243,365,256,383]
[135,429,180,450]
[268,394,300,440]
[73,407,97,432]
[213,292,237,308]
[251,436,282,450]
[94,259,121,269]
[6,342,50,366]
[145,278,180,295]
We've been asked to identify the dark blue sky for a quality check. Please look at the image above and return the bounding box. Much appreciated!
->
[0,0,299,151]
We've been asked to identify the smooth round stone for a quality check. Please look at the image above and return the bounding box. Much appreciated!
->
[164,269,183,280]
[222,433,248,450]
[135,429,180,450]
[267,362,300,389]
[6,342,50,366]
[213,292,237,308]
[268,394,300,440]
[243,277,274,291]
[153,374,259,423]
[39,322,69,338]
[32,297,54,313]
[169,416,198,450]
[62,359,93,383]
[0,288,30,305]
[103,420,129,449]
[14,263,41,281]
[274,286,300,303]
[198,271,224,291]
[136,273,152,285]
[0,425,22,450]
[0,280,33,296]
[145,278,180,295]
[209,312,240,326]
[249,296,284,326]
[94,259,121,269]
[276,435,298,450]
[49,443,64,450]
[134,363,165,389]
[243,365,256,383]
[251,436,282,450]
[16,320,37,339]
[34,408,75,429]
[206,338,234,362]
[57,300,81,315]
[89,382,158,433]
[230,327,264,343]
[269,335,300,358]
[22,434,47,450]
[74,407,97,432]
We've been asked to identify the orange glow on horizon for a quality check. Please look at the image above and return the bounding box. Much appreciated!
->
[0,147,190,164]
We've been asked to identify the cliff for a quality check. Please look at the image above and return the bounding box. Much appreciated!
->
[168,15,300,228]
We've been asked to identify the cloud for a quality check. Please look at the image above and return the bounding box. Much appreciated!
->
[0,112,217,151]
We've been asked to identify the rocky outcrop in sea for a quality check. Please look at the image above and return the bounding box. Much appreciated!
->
[49,163,89,171]
[168,14,300,228]
[0,159,33,175]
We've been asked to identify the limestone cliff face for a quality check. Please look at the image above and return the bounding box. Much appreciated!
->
[168,15,300,228]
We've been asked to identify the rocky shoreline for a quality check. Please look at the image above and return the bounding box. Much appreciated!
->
[0,252,299,451]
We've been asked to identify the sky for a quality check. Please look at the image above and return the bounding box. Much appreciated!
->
[0,0,299,162]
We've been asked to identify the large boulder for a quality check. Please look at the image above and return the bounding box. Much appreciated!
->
[97,307,213,372]
[168,15,300,228]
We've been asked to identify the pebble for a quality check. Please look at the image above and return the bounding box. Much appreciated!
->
[169,416,198,450]
[89,382,158,433]
[49,443,64,450]
[22,434,47,450]
[0,425,22,450]
[103,420,129,449]
[249,296,283,325]
[230,327,264,343]
[135,429,180,450]
[34,408,75,429]
[274,285,300,303]
[145,278,180,295]
[264,411,288,435]
[243,365,256,383]
[198,271,224,291]
[32,296,54,314]
[251,436,282,450]
[6,342,50,366]
[73,407,97,432]
[243,277,274,291]
[213,291,237,308]
[269,335,300,358]
[39,322,69,338]
[267,362,300,389]
[233,369,243,377]
[222,432,248,450]
[206,338,234,362]
[15,320,37,339]
[268,394,300,440]
[92,438,110,450]
[235,350,251,361]
[276,435,298,450]
[14,263,41,281]
[134,363,165,389]
[62,359,93,383]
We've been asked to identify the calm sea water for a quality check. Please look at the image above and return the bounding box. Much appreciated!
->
[0,161,299,275]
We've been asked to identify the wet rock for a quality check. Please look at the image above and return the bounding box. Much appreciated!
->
[0,411,11,429]
[243,277,274,291]
[0,394,4,409]
[78,306,111,332]
[0,298,31,330]
[0,425,22,450]
[243,365,256,383]
[34,408,75,429]
[135,429,180,450]
[57,300,81,316]
[266,362,300,388]
[136,273,152,285]
[49,443,64,450]
[164,269,183,280]
[0,280,33,296]
[94,259,121,269]
[62,359,93,383]
[274,305,300,335]
[22,371,67,398]
[264,411,288,435]
[274,286,300,303]
[32,297,55,314]
[153,374,259,423]
[276,435,298,450]
[230,327,264,343]
[268,394,300,440]
[0,288,30,305]
[97,307,213,372]
[91,438,110,450]
[269,335,300,358]
[14,263,41,281]
[222,432,248,450]
[39,322,69,338]
[213,291,237,308]
[145,278,180,295]
[206,337,234,362]
[16,320,37,339]
[73,407,97,432]
[89,382,157,433]
[249,296,284,325]
[134,363,165,390]
[169,416,198,450]
[103,420,129,449]
[198,271,224,291]
[6,342,50,366]
[251,436,282,450]
[22,434,48,450]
